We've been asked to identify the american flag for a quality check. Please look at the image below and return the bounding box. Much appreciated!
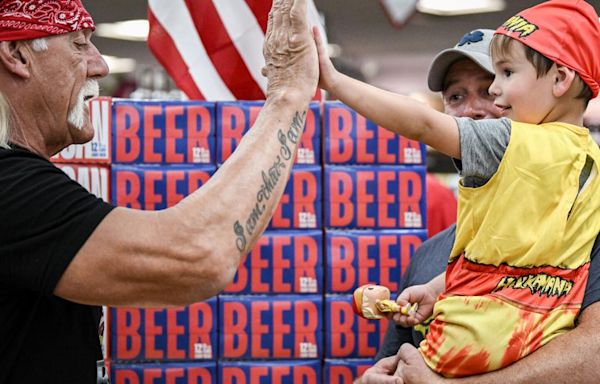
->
[147,0,326,101]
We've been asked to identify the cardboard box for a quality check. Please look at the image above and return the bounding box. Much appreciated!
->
[325,165,426,229]
[324,359,375,383]
[110,362,216,384]
[325,295,387,358]
[219,360,321,384]
[224,230,323,294]
[108,298,217,362]
[219,295,322,359]
[325,229,426,293]
[267,165,322,230]
[112,100,216,164]
[112,164,216,210]
[216,101,321,165]
[323,102,425,165]
[52,97,112,163]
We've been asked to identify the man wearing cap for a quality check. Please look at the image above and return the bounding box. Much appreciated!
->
[359,25,600,384]
[0,0,318,382]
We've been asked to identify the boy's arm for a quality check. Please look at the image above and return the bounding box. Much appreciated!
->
[314,27,460,158]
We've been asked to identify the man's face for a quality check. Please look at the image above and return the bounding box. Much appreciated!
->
[442,58,504,119]
[31,29,108,150]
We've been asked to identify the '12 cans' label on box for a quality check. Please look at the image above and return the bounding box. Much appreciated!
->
[109,298,217,361]
[224,230,323,294]
[326,229,426,293]
[112,100,215,164]
[219,295,322,359]
[216,101,320,165]
[324,102,425,165]
[325,165,426,229]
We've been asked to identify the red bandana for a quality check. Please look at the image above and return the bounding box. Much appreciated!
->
[0,0,95,41]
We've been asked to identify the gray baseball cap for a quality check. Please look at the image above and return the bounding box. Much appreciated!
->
[427,29,495,92]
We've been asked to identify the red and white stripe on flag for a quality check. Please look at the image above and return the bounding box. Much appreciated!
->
[147,0,326,101]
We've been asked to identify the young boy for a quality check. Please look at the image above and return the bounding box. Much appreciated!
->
[315,0,600,377]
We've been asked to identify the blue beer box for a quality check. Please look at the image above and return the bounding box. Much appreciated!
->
[325,295,387,359]
[219,360,321,384]
[110,361,216,384]
[111,99,216,164]
[324,165,427,229]
[111,164,216,210]
[223,230,323,294]
[325,229,426,294]
[323,101,425,165]
[324,359,376,384]
[266,165,322,230]
[109,297,218,362]
[216,101,321,165]
[219,294,323,360]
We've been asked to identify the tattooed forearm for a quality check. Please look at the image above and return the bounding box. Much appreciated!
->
[233,111,306,252]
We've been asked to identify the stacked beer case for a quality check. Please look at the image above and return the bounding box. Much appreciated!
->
[217,101,323,382]
[322,101,427,382]
[107,99,219,383]
[57,98,427,383]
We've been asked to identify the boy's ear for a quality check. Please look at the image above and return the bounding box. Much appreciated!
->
[552,65,576,98]
[0,40,32,79]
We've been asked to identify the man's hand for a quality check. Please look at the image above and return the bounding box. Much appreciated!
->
[262,0,318,102]
[360,354,403,384]
[394,344,444,384]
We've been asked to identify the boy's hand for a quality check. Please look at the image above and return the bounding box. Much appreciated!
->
[392,284,437,327]
[312,25,340,94]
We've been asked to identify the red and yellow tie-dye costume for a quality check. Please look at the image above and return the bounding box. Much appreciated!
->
[420,121,600,377]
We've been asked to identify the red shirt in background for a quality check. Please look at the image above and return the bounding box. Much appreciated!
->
[426,173,457,237]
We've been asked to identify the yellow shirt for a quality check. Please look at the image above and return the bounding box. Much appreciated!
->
[420,121,600,377]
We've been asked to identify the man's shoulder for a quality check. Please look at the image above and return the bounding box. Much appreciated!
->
[412,225,456,262]
[423,225,456,248]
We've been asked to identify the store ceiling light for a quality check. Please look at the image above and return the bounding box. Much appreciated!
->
[102,55,137,74]
[417,0,505,16]
[96,20,149,41]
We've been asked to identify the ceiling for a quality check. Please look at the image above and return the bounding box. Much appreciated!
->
[83,0,597,95]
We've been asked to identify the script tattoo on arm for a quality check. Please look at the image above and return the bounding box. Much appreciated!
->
[234,111,306,252]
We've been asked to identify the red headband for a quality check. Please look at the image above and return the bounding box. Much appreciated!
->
[0,0,95,41]
[496,0,600,98]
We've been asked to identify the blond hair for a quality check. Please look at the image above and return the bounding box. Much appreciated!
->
[0,37,48,148]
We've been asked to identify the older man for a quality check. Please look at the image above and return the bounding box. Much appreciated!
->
[360,29,600,384]
[0,0,317,382]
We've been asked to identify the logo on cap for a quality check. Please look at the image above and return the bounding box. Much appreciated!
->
[501,15,539,38]
[458,30,484,47]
